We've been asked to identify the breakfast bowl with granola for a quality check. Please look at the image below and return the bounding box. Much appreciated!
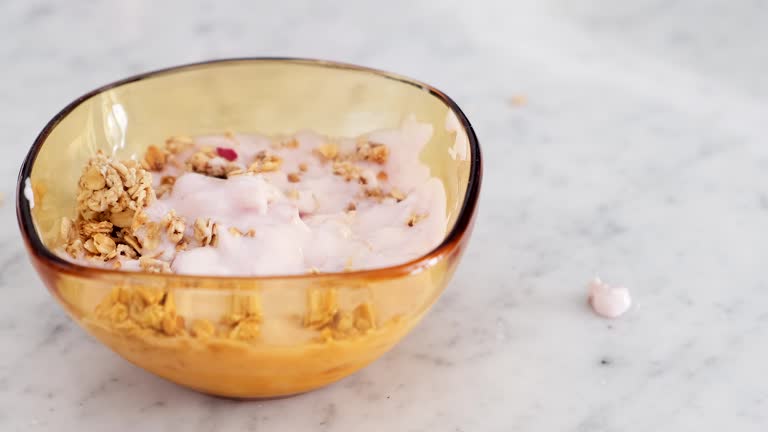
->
[16,58,481,398]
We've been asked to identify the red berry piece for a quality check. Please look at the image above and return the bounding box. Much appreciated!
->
[216,147,238,161]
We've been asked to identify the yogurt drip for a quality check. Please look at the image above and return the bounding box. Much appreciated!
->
[587,278,631,318]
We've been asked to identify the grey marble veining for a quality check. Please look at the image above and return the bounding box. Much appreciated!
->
[2,0,768,430]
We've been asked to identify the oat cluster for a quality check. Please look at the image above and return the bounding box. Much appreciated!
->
[63,152,162,270]
[77,152,155,222]
[95,286,185,336]
[303,289,377,341]
[95,286,264,342]
[313,139,411,210]
[92,284,380,345]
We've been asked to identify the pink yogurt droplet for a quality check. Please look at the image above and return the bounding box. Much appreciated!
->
[588,277,631,318]
[216,147,238,161]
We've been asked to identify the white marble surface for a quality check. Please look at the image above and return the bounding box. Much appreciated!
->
[2,0,768,430]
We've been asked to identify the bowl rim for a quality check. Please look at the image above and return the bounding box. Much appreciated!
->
[16,57,482,283]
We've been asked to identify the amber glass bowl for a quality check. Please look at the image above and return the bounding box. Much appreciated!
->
[16,58,481,398]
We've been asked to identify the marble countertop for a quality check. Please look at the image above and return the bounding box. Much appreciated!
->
[2,0,768,430]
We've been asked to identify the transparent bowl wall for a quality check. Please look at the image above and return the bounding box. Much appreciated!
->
[17,59,481,398]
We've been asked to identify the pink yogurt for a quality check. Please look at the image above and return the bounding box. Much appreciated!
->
[128,118,447,276]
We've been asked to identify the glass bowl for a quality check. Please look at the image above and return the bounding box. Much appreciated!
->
[16,58,481,398]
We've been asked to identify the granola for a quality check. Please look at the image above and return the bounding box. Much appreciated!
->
[142,145,168,171]
[139,256,171,273]
[303,289,378,341]
[193,217,217,247]
[355,140,389,164]
[406,212,428,227]
[94,286,184,336]
[156,176,176,198]
[76,151,155,222]
[249,151,283,173]
[163,210,186,244]
[314,143,338,161]
[60,152,159,262]
[164,135,194,154]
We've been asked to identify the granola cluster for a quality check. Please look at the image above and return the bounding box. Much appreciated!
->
[303,289,377,341]
[94,286,264,342]
[95,286,185,336]
[311,139,412,210]
[62,151,160,267]
[76,152,154,223]
[187,147,241,178]
[92,284,380,346]
[221,294,263,341]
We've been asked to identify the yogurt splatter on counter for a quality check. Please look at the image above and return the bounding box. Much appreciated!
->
[587,277,632,318]
[58,119,447,276]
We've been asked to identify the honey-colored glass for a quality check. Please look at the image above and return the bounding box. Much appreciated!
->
[16,58,481,398]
